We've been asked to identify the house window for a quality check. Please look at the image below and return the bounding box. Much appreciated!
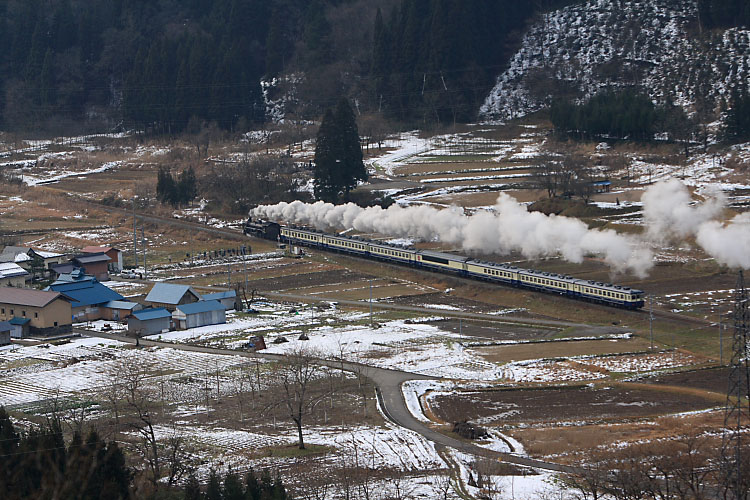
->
[22,310,26,317]
[34,312,38,318]
[1,308,3,314]
[10,309,13,315]
[54,321,58,326]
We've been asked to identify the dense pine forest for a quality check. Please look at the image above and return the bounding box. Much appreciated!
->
[0,407,290,499]
[0,0,573,134]
[2,0,749,136]
[698,0,750,29]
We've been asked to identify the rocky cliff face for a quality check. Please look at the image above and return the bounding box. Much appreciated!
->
[480,0,750,123]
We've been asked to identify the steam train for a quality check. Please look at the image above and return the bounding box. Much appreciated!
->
[244,218,645,309]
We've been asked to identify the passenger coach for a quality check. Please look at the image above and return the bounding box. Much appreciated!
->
[244,218,645,309]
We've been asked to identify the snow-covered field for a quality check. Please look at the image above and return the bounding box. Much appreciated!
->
[152,305,500,380]
[0,336,249,409]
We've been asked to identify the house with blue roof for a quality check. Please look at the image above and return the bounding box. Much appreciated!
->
[145,283,202,311]
[128,308,172,335]
[173,300,226,330]
[46,275,126,322]
[201,290,238,310]
[9,317,30,338]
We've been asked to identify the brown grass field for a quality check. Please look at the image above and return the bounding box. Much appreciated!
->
[473,337,656,363]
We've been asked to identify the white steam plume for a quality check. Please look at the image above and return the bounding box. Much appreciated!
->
[696,213,750,269]
[642,178,725,240]
[252,194,654,277]
[642,179,750,270]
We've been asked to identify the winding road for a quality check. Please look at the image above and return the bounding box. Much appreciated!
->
[80,329,580,475]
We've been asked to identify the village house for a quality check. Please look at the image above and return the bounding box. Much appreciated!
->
[71,253,111,281]
[0,287,72,335]
[81,246,123,273]
[101,300,142,321]
[0,248,31,270]
[173,300,226,330]
[9,317,30,338]
[202,290,238,310]
[0,247,67,276]
[32,248,67,270]
[128,308,172,335]
[45,271,126,322]
[0,321,11,346]
[145,283,202,311]
[0,262,30,287]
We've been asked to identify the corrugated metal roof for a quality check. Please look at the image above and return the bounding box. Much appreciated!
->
[0,262,29,279]
[132,308,171,321]
[103,300,140,310]
[9,317,30,325]
[146,283,201,304]
[73,253,110,264]
[176,300,225,314]
[82,246,119,254]
[0,288,64,307]
[51,269,95,285]
[46,281,124,308]
[2,246,31,255]
[202,290,236,301]
[0,321,11,332]
[33,250,64,259]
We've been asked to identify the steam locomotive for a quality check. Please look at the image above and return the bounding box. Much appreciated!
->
[244,218,645,309]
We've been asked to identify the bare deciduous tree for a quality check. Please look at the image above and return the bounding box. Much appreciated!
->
[112,355,186,491]
[269,347,330,449]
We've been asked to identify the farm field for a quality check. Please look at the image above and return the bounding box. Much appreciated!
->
[1,117,749,498]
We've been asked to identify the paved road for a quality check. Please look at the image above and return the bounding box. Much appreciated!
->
[81,329,580,474]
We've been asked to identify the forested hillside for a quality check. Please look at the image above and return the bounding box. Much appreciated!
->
[0,0,566,134]
[481,0,750,135]
[698,0,750,29]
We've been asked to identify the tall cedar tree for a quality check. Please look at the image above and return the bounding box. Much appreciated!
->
[0,410,130,500]
[551,90,663,141]
[724,90,750,143]
[698,0,750,29]
[314,98,367,202]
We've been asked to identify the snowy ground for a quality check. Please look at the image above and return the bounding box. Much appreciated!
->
[0,335,250,409]
[151,305,500,380]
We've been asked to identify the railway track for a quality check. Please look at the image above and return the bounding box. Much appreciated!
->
[60,192,715,329]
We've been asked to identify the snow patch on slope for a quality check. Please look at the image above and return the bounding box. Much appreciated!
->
[481,0,750,122]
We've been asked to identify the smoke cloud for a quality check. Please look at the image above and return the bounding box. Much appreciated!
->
[252,194,654,277]
[642,179,750,270]
[695,213,750,269]
[254,179,748,275]
[642,178,725,240]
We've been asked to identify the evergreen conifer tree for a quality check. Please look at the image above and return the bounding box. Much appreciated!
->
[222,470,244,500]
[178,166,198,206]
[183,474,203,500]
[205,469,222,500]
[313,98,367,202]
[39,49,56,112]
[245,469,261,500]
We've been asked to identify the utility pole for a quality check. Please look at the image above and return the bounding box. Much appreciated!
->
[369,279,373,327]
[243,252,248,293]
[227,262,231,288]
[720,313,724,365]
[133,198,138,267]
[141,226,146,277]
[649,295,654,350]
